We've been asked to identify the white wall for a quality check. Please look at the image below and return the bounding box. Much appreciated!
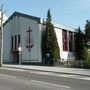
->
[54,27,62,59]
[19,16,41,62]
[3,15,42,63]
[3,20,11,62]
[54,23,75,61]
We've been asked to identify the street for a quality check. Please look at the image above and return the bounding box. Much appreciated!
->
[0,67,90,90]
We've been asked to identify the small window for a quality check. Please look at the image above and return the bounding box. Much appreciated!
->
[15,35,17,50]
[18,34,20,47]
[11,36,13,50]
[69,31,73,52]
[62,30,68,51]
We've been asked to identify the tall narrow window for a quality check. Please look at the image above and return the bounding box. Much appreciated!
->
[11,36,13,50]
[62,30,67,51]
[15,35,17,50]
[69,31,73,52]
[18,34,20,47]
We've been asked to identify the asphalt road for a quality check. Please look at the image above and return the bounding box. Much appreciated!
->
[0,67,90,90]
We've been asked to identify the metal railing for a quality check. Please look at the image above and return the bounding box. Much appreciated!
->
[58,60,90,68]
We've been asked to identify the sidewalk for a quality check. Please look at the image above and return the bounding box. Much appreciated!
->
[3,64,90,76]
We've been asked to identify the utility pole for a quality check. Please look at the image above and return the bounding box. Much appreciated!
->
[0,4,5,66]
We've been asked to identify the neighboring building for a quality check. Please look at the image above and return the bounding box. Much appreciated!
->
[54,23,76,61]
[3,12,76,64]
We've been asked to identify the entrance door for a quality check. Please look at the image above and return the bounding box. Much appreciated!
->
[12,52,19,64]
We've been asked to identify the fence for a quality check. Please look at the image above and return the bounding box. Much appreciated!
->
[58,60,90,68]
[42,58,90,68]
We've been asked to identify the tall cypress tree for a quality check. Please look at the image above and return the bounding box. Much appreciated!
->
[41,20,47,62]
[42,9,60,65]
[75,27,88,61]
[85,20,90,48]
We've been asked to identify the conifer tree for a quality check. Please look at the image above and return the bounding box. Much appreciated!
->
[41,20,47,63]
[75,27,88,61]
[42,9,60,65]
[85,20,90,48]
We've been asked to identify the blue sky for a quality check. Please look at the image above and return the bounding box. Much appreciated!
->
[1,0,90,30]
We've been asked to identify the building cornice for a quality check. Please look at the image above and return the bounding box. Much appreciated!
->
[3,11,40,26]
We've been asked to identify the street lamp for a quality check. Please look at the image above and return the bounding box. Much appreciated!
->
[46,53,50,58]
[18,46,22,65]
[46,52,50,65]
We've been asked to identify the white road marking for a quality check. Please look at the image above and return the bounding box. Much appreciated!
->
[55,74,77,77]
[29,71,90,81]
[30,71,77,77]
[78,77,90,80]
[1,68,26,72]
[30,71,56,75]
[0,74,16,79]
[30,80,71,89]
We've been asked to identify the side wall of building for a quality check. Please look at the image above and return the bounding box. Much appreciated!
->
[54,24,75,61]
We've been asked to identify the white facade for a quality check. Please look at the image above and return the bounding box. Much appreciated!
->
[3,12,42,63]
[3,12,76,64]
[54,23,76,61]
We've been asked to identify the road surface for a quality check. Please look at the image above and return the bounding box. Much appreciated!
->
[0,67,90,90]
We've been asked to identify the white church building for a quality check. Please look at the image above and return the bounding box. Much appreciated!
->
[3,12,76,64]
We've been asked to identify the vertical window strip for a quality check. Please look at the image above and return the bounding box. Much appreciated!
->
[62,30,68,51]
[69,31,73,52]
[18,34,20,47]
[15,35,17,50]
[12,36,13,50]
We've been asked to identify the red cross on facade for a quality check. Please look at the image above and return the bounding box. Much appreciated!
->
[26,27,33,51]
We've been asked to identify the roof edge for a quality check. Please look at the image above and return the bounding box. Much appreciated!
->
[3,11,40,26]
